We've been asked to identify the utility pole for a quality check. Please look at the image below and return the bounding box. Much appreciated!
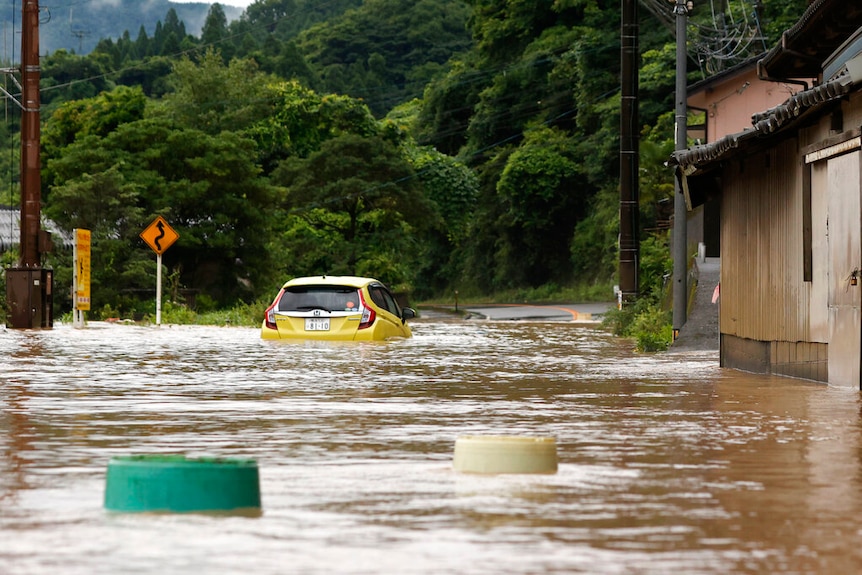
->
[70,8,90,54]
[619,0,639,305]
[5,0,53,329]
[71,29,90,53]
[672,0,690,339]
[20,0,40,268]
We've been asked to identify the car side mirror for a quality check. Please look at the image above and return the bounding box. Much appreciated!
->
[401,307,416,322]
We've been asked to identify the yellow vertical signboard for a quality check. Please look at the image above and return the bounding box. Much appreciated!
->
[74,228,91,311]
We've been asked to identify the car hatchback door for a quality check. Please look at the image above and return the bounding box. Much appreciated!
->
[272,285,363,340]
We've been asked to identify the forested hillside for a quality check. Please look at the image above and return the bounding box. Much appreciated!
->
[0,0,809,319]
[0,0,242,55]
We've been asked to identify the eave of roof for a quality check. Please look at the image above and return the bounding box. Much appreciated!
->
[758,0,862,81]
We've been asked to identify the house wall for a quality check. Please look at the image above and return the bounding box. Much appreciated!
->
[719,92,862,384]
[719,136,830,381]
[720,137,808,340]
[686,70,806,262]
[688,69,802,143]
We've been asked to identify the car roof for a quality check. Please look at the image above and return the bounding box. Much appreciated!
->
[281,275,379,289]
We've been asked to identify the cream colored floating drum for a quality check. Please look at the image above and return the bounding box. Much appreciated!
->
[453,435,558,474]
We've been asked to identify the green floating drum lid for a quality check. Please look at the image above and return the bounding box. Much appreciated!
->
[453,435,558,474]
[104,455,261,514]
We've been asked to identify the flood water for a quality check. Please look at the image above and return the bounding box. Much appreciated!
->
[2,316,862,574]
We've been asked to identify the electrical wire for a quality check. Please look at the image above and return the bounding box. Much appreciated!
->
[640,0,767,77]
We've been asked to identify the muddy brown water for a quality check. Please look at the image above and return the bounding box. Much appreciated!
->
[2,319,861,574]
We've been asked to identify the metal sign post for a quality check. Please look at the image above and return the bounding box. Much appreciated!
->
[156,252,163,325]
[73,228,91,327]
[140,216,179,327]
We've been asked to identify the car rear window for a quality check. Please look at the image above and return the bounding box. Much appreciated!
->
[278,285,360,312]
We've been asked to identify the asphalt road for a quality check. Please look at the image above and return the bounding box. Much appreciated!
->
[419,302,615,322]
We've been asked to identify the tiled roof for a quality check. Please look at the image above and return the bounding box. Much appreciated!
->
[670,58,862,170]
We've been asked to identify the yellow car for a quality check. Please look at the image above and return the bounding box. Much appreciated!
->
[261,276,416,341]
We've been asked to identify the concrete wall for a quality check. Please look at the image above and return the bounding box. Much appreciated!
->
[721,335,828,382]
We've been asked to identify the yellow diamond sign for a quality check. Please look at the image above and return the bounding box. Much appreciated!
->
[140,216,179,255]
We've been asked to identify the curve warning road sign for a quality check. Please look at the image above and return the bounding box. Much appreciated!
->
[140,216,179,255]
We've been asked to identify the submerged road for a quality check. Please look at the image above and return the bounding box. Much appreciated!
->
[430,302,615,322]
[3,321,862,574]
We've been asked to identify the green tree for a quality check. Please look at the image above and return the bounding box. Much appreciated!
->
[250,38,318,87]
[431,2,625,293]
[44,103,275,308]
[40,50,112,107]
[244,80,379,171]
[201,3,229,47]
[493,125,583,286]
[271,133,435,286]
[163,50,273,135]
[162,8,188,42]
[245,0,298,33]
[236,0,361,43]
[159,32,182,57]
[134,25,151,59]
[42,85,148,193]
[295,0,473,116]
[115,57,174,97]
[406,143,478,295]
[43,151,153,312]
[416,55,488,156]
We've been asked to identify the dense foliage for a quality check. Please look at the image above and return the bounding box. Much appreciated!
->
[0,0,809,321]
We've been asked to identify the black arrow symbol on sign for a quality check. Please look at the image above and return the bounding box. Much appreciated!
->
[154,220,166,251]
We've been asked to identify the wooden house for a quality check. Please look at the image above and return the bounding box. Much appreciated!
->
[685,57,808,258]
[670,0,862,387]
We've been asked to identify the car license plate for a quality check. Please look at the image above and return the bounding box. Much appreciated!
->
[305,318,330,331]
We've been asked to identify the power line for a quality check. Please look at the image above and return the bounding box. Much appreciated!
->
[641,0,767,76]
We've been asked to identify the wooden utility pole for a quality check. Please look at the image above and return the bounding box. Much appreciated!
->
[619,0,639,304]
[20,0,41,267]
[5,0,53,329]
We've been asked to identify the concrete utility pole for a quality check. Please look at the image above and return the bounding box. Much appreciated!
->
[619,0,639,305]
[672,0,690,340]
[5,0,53,329]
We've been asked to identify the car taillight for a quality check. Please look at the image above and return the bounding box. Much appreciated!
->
[358,291,375,329]
[264,289,283,331]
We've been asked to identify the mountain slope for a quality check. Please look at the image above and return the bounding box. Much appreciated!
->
[0,0,242,56]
